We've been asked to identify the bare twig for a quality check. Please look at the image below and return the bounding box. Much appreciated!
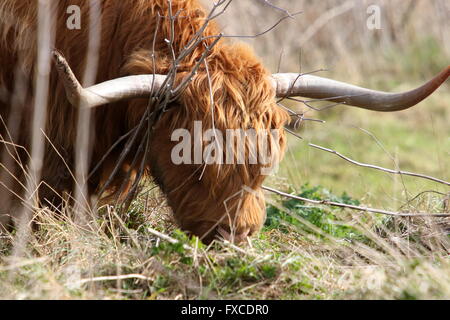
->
[256,0,294,17]
[204,11,303,39]
[284,127,303,140]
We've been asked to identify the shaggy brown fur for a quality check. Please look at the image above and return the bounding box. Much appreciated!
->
[0,0,289,242]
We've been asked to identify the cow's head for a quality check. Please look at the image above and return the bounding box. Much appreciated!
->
[53,50,449,243]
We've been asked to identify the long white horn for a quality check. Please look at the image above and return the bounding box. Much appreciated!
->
[53,50,168,108]
[272,67,450,111]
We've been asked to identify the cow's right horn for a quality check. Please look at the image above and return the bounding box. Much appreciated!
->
[272,66,450,112]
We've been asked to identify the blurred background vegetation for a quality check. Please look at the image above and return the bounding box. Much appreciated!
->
[209,0,450,210]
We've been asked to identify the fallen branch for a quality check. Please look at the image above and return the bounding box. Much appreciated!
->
[262,186,450,217]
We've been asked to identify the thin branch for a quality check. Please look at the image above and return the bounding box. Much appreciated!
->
[289,115,326,123]
[87,126,138,181]
[203,11,303,39]
[284,127,303,140]
[262,186,450,217]
[309,143,450,187]
[232,11,302,38]
[256,0,294,17]
[285,96,347,112]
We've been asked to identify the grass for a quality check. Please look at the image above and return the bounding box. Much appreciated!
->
[279,92,450,209]
[1,0,449,300]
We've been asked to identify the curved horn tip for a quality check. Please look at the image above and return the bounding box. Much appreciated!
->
[436,65,450,84]
[444,65,450,78]
[51,49,85,107]
[437,65,450,80]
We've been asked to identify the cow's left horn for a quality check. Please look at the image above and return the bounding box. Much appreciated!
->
[272,66,450,111]
[53,51,168,108]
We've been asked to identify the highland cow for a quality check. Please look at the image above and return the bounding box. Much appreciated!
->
[0,0,448,243]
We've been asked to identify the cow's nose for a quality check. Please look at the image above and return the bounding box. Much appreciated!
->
[217,226,250,244]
